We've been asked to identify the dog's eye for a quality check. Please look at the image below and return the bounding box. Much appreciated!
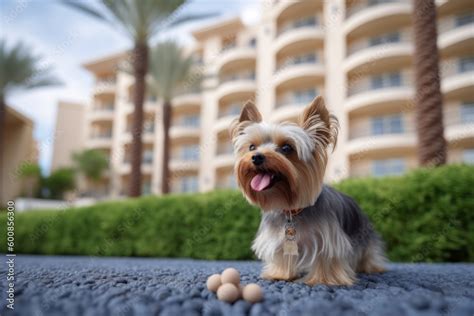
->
[280,144,293,154]
[249,144,256,151]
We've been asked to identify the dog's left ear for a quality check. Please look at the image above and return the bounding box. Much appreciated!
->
[299,96,339,150]
[229,100,262,140]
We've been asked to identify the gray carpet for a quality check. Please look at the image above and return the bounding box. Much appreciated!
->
[0,255,473,316]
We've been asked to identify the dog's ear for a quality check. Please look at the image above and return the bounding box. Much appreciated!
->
[299,96,339,150]
[229,100,262,139]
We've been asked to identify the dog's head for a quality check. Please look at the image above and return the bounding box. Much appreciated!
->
[229,96,339,211]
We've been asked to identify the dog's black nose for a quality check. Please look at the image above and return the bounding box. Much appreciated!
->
[252,153,265,166]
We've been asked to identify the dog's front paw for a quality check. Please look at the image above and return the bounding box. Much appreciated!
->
[261,264,297,281]
[303,275,354,286]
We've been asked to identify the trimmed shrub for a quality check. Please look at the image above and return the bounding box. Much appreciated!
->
[1,164,473,262]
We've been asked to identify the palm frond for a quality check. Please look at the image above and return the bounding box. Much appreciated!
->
[0,39,61,96]
[149,41,195,101]
[165,12,218,29]
[61,1,109,21]
[64,0,218,44]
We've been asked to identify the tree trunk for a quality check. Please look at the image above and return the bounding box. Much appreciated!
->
[129,42,148,197]
[0,96,5,204]
[412,0,446,166]
[161,101,172,194]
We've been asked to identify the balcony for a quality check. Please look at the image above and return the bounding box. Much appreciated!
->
[347,131,416,156]
[346,71,413,113]
[214,115,236,133]
[169,160,200,172]
[344,0,411,37]
[93,79,116,95]
[214,142,234,169]
[273,23,323,56]
[216,45,256,72]
[173,93,201,109]
[343,32,413,73]
[444,106,474,142]
[122,131,155,143]
[89,108,114,121]
[89,134,112,149]
[273,60,324,89]
[119,162,153,175]
[216,74,256,101]
[169,125,200,140]
[441,58,474,97]
[438,14,474,53]
[271,99,314,123]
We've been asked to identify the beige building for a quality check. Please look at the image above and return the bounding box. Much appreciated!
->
[51,101,86,171]
[75,0,473,197]
[1,106,37,205]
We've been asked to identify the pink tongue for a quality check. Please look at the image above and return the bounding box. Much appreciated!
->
[251,173,272,192]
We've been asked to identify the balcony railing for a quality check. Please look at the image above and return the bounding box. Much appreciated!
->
[275,54,319,73]
[345,0,409,19]
[444,106,474,127]
[349,123,415,140]
[218,103,241,119]
[174,84,202,97]
[220,72,255,84]
[347,71,413,96]
[276,90,318,109]
[276,16,319,37]
[91,131,112,139]
[438,13,474,34]
[219,41,256,55]
[346,31,411,56]
[440,57,474,78]
[94,103,114,111]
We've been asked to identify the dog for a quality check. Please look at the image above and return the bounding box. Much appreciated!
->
[229,96,385,285]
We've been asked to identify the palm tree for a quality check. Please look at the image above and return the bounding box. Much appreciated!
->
[412,0,447,166]
[0,39,60,202]
[64,0,214,197]
[149,41,195,193]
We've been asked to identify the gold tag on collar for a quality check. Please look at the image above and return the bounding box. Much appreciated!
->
[283,218,298,256]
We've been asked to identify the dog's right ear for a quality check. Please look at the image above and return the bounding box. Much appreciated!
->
[229,100,261,139]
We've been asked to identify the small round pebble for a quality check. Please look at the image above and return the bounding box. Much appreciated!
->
[242,283,263,303]
[217,283,240,303]
[206,274,221,292]
[221,268,240,286]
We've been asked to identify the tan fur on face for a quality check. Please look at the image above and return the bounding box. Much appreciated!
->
[230,96,339,211]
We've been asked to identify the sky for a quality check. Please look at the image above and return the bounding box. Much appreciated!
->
[0,0,260,175]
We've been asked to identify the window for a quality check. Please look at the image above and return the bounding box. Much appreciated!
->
[144,121,155,133]
[294,16,317,28]
[181,176,199,193]
[368,0,394,6]
[455,13,474,27]
[227,103,242,116]
[228,174,238,189]
[181,145,199,161]
[369,32,400,47]
[249,38,257,47]
[141,181,151,195]
[459,57,474,73]
[372,159,406,177]
[293,89,317,104]
[291,53,317,65]
[182,115,200,127]
[370,72,402,90]
[142,150,153,164]
[463,149,474,164]
[371,115,404,135]
[461,102,474,124]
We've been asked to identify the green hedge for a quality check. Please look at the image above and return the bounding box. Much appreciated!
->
[1,164,473,262]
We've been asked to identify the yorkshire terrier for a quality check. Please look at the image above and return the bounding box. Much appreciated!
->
[229,96,385,286]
